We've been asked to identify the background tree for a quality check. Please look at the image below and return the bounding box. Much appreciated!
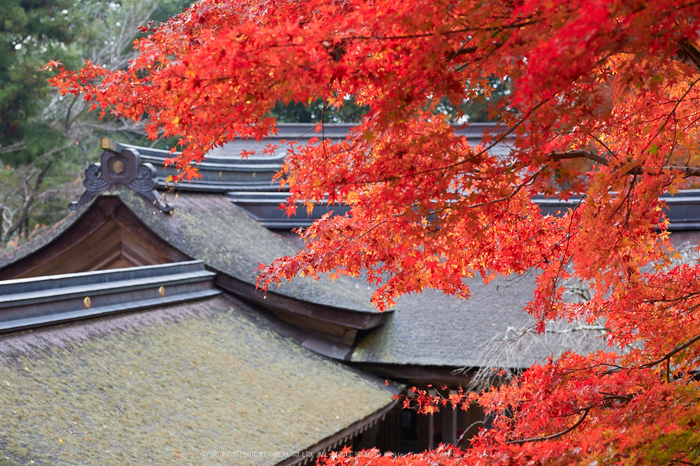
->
[0,0,188,245]
[49,0,700,463]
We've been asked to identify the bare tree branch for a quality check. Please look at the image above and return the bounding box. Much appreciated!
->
[1,142,73,241]
[4,160,54,241]
[0,141,28,155]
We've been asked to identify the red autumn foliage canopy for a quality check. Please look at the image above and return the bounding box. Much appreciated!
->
[49,0,700,463]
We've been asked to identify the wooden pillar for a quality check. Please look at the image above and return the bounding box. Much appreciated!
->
[463,402,486,447]
[354,421,380,450]
[442,404,457,445]
[375,410,401,452]
[457,405,469,447]
[417,412,434,451]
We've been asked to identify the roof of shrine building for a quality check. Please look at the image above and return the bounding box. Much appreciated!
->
[0,193,399,465]
[107,123,700,230]
[0,188,604,370]
[4,123,695,369]
[0,293,394,465]
[0,123,695,462]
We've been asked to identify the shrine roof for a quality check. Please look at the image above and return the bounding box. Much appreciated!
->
[350,274,607,369]
[117,189,379,314]
[0,294,395,465]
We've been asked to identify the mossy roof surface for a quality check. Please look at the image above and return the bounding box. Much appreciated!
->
[117,189,377,313]
[0,295,393,466]
[351,275,606,368]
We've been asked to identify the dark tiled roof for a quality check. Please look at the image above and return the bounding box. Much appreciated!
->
[121,124,355,193]
[226,192,350,229]
[351,274,607,368]
[120,123,509,193]
[0,295,394,465]
[0,190,378,314]
[117,189,378,313]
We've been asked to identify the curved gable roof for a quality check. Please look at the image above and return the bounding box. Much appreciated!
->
[117,189,378,314]
[0,190,378,317]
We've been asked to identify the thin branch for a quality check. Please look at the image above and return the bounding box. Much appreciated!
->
[586,132,616,159]
[457,419,485,444]
[642,332,700,369]
[445,46,478,61]
[393,99,551,179]
[545,324,606,334]
[641,76,700,155]
[504,407,590,445]
[551,149,610,166]
[0,141,28,155]
[551,149,700,177]
[4,160,54,241]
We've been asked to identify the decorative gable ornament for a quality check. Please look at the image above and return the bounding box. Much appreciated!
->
[69,138,173,214]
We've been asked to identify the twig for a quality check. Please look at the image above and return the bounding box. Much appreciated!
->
[504,407,590,445]
[457,419,485,444]
[642,332,700,369]
[0,141,28,155]
[550,149,700,177]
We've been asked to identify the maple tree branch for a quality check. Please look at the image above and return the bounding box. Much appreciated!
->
[641,76,700,155]
[599,392,635,403]
[586,132,616,159]
[404,99,551,179]
[675,38,700,72]
[457,419,485,444]
[354,218,391,242]
[341,20,539,44]
[642,332,700,369]
[461,165,546,210]
[551,150,610,166]
[643,291,700,305]
[631,165,700,177]
[445,46,478,61]
[504,407,590,445]
[563,362,624,377]
[550,149,700,177]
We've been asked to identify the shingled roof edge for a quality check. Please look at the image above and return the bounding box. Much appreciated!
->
[0,192,382,319]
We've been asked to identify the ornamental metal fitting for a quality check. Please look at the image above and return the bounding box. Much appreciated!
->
[69,138,173,214]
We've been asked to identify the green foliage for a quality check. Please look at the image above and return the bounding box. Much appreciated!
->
[433,77,512,123]
[271,96,368,123]
[0,0,73,156]
[0,0,190,243]
[270,79,511,124]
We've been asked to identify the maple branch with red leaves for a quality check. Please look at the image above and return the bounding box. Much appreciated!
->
[642,331,700,369]
[551,149,700,176]
[46,0,700,463]
[504,407,591,445]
